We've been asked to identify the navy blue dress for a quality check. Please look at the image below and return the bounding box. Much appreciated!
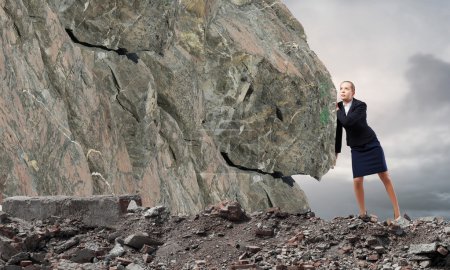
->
[335,98,388,178]
[350,137,388,178]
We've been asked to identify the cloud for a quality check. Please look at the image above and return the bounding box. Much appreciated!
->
[405,54,450,110]
[381,54,450,156]
[381,155,450,212]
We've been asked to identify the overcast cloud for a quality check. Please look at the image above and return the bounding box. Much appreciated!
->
[283,0,450,220]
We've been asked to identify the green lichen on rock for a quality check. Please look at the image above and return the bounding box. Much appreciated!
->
[320,107,330,125]
[319,79,333,98]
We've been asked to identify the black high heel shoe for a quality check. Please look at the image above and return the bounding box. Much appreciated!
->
[358,210,370,222]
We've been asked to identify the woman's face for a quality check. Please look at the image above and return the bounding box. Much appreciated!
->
[339,82,355,102]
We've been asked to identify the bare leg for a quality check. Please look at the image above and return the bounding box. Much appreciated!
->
[353,177,366,216]
[378,171,401,219]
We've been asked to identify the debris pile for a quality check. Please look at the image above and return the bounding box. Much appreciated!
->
[0,200,449,269]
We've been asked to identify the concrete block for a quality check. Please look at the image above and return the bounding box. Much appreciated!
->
[2,195,141,227]
[408,243,437,254]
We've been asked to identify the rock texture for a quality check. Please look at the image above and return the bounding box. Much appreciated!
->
[0,0,336,214]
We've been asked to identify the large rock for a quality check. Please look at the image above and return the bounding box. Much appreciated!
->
[0,0,336,214]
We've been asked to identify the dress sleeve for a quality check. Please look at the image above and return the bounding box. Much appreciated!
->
[335,116,342,153]
[336,102,367,127]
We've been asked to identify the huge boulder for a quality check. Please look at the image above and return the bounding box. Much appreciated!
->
[0,0,336,214]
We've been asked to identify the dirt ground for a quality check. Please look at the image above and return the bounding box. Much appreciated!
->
[0,201,449,269]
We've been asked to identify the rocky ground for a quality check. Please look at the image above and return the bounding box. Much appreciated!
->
[0,201,449,270]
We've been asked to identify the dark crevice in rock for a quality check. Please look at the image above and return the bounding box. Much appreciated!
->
[275,106,283,121]
[243,84,253,102]
[2,6,13,20]
[157,95,183,129]
[272,171,284,178]
[183,138,199,143]
[280,176,295,187]
[65,28,139,63]
[263,188,274,208]
[109,67,121,91]
[13,23,22,38]
[2,7,22,38]
[109,67,140,123]
[126,52,139,63]
[168,145,177,163]
[220,152,284,178]
[115,95,140,123]
[116,93,141,123]
[194,171,209,206]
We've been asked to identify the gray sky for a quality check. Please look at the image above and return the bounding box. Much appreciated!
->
[283,0,450,220]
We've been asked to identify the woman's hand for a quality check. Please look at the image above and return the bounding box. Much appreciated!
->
[333,153,338,168]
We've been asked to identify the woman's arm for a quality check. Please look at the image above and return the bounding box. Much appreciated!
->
[337,102,367,127]
[335,111,342,154]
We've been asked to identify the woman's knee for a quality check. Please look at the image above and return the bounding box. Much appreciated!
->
[378,171,391,182]
[353,177,364,184]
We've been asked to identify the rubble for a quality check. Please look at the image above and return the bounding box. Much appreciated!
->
[127,201,140,212]
[143,206,166,218]
[207,200,249,222]
[123,233,162,249]
[444,227,450,235]
[0,199,448,269]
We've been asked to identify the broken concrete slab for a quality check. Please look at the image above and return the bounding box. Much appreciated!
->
[2,195,141,228]
[408,243,438,254]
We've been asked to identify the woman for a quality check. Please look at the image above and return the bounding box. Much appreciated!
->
[335,81,404,222]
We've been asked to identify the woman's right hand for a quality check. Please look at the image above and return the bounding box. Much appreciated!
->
[333,153,338,168]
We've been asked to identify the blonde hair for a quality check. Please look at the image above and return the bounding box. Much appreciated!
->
[341,81,355,92]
